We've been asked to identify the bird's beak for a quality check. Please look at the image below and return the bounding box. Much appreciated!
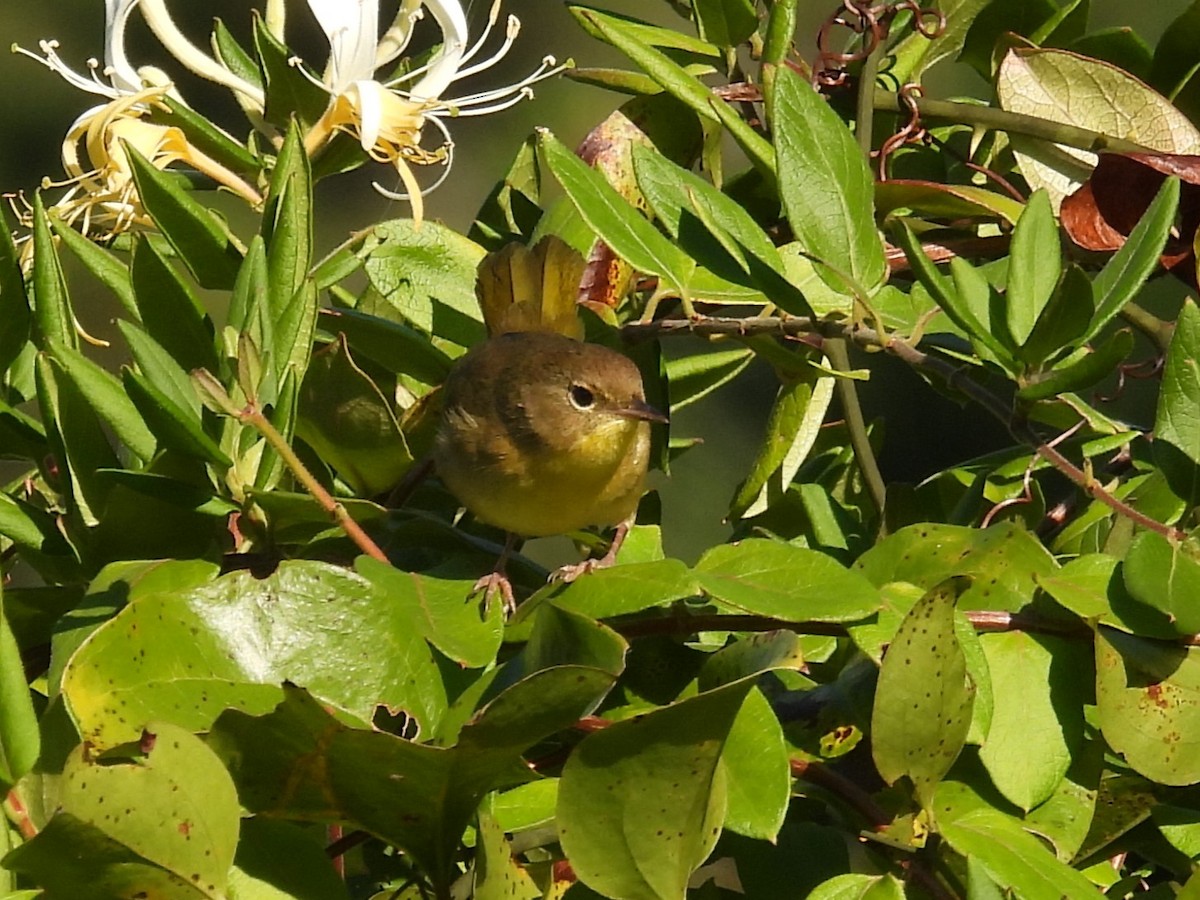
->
[618,399,669,424]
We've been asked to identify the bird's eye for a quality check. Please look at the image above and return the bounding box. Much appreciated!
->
[569,384,596,410]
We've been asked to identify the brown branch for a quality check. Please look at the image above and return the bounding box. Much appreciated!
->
[622,315,1186,544]
[191,369,390,564]
[610,610,1200,646]
[4,788,38,840]
[326,828,369,859]
[793,758,959,899]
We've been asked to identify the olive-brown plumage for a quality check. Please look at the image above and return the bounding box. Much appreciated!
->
[434,331,664,537]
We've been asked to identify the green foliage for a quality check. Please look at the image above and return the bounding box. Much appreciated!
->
[3,0,1200,898]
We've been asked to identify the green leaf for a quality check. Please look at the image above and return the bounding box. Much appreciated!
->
[1122,531,1200,636]
[1156,299,1200,505]
[159,94,261,175]
[37,354,120,526]
[771,67,886,297]
[361,218,486,347]
[272,281,320,393]
[1017,263,1094,368]
[213,19,264,94]
[808,874,906,900]
[5,723,240,898]
[62,561,447,748]
[2,814,196,897]
[95,470,236,518]
[892,222,1010,363]
[49,215,138,319]
[1022,738,1103,862]
[699,634,800,841]
[30,193,73,349]
[253,16,331,131]
[854,522,1057,613]
[874,180,1024,225]
[716,688,790,841]
[976,634,1087,811]
[666,347,754,412]
[47,340,157,463]
[939,806,1103,898]
[0,205,31,372]
[961,0,1060,78]
[125,145,243,289]
[1085,176,1179,344]
[732,374,836,519]
[229,818,350,900]
[296,336,412,496]
[558,679,753,900]
[571,8,723,59]
[1095,627,1200,785]
[212,650,615,892]
[1038,553,1183,639]
[122,369,232,468]
[469,136,544,249]
[632,143,779,265]
[130,236,218,374]
[0,493,69,556]
[1016,328,1134,402]
[118,320,201,420]
[319,307,454,385]
[871,578,974,805]
[0,596,39,791]
[694,538,880,622]
[263,121,314,319]
[538,130,695,299]
[1006,190,1061,348]
[538,559,698,620]
[474,806,541,900]
[568,7,775,176]
[628,142,816,315]
[355,557,503,670]
[890,0,992,82]
[693,0,757,48]
[227,236,271,346]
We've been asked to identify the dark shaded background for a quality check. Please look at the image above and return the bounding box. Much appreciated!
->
[0,1,1189,559]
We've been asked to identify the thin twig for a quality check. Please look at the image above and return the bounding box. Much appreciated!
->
[825,337,888,526]
[872,92,1152,156]
[610,608,1200,645]
[238,403,390,563]
[326,829,370,859]
[623,315,1186,543]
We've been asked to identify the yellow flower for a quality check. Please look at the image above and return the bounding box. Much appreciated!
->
[42,88,260,244]
[301,0,565,221]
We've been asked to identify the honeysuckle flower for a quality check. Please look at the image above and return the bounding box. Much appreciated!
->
[14,0,264,113]
[16,0,563,227]
[8,88,261,266]
[300,0,566,221]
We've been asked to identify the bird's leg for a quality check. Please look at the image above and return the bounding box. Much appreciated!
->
[473,532,518,615]
[554,519,632,584]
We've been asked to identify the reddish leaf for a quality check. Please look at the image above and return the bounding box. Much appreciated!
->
[1062,152,1200,282]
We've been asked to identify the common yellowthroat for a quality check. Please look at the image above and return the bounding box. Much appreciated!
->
[433,330,666,601]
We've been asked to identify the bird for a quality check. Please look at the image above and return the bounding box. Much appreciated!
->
[431,236,666,609]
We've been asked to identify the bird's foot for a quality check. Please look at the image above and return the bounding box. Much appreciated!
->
[472,571,516,617]
[552,556,611,584]
[551,521,631,585]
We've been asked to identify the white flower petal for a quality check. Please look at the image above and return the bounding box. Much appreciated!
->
[375,0,422,69]
[307,0,380,91]
[350,79,386,151]
[104,0,143,93]
[137,0,265,106]
[409,0,469,100]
